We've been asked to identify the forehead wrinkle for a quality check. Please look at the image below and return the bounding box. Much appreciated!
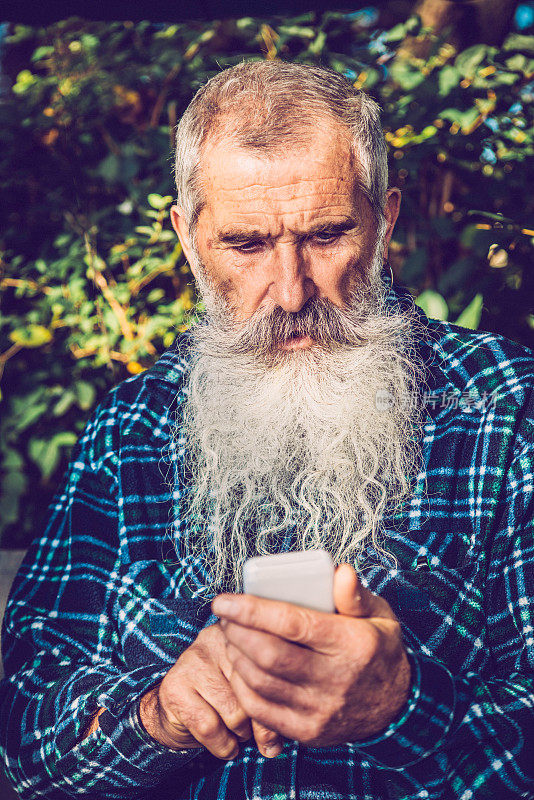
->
[196,121,368,225]
[211,197,366,226]
[210,174,354,188]
[202,146,358,192]
[208,194,357,218]
[213,204,355,220]
[215,205,359,223]
[198,134,371,238]
[207,177,355,201]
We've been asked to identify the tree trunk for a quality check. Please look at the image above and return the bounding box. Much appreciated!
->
[400,0,519,57]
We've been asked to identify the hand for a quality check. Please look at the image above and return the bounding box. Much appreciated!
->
[139,622,283,759]
[212,564,411,747]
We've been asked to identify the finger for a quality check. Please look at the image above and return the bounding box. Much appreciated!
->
[174,690,241,761]
[183,627,254,741]
[213,694,253,742]
[213,594,333,650]
[222,622,315,682]
[228,667,303,742]
[225,642,307,707]
[192,671,253,742]
[334,564,395,620]
[252,719,284,759]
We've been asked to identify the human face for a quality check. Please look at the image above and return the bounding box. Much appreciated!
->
[172,123,400,350]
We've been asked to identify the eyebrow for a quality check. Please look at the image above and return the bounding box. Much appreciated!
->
[216,218,357,245]
[306,219,357,236]
[217,230,265,245]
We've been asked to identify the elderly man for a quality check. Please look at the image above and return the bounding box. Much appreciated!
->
[1,61,533,800]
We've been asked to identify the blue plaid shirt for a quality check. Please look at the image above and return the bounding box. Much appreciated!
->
[1,297,534,799]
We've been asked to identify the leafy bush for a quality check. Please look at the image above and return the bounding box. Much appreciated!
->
[1,13,533,546]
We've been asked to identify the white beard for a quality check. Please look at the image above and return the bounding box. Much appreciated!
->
[174,256,424,594]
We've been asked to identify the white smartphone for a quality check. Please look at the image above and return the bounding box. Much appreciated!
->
[243,549,335,613]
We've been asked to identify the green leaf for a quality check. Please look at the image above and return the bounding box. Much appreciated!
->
[147,193,173,210]
[278,25,315,39]
[147,288,165,303]
[28,438,59,480]
[81,33,99,50]
[0,470,27,526]
[418,125,437,141]
[438,65,460,96]
[466,210,514,224]
[454,294,483,330]
[31,45,55,61]
[12,402,48,433]
[1,447,24,471]
[29,432,77,480]
[75,381,96,410]
[390,60,425,90]
[53,391,76,417]
[493,71,519,85]
[415,290,449,321]
[97,154,121,183]
[154,24,180,38]
[440,107,480,130]
[9,325,53,348]
[52,431,78,447]
[455,45,488,78]
[505,54,528,72]
[12,69,37,94]
[308,30,326,55]
[383,15,421,43]
[503,34,534,55]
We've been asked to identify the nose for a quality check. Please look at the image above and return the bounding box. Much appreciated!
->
[267,243,315,313]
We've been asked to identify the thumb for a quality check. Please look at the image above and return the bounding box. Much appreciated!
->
[334,564,394,619]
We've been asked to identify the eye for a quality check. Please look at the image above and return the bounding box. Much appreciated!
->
[313,232,340,245]
[233,241,264,253]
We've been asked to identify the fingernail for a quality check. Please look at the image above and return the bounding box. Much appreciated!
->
[212,595,236,616]
[264,744,282,758]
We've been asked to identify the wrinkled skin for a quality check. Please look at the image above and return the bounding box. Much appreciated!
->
[139,622,280,759]
[213,564,411,751]
[139,565,411,759]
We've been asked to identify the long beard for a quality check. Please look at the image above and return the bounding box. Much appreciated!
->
[174,262,424,594]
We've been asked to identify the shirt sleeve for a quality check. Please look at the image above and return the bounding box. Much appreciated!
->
[353,438,534,797]
[0,399,201,799]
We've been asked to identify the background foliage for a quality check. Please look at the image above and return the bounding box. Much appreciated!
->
[1,11,533,547]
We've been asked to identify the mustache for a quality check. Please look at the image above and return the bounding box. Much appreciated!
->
[215,294,379,359]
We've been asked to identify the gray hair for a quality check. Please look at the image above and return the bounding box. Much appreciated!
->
[174,60,389,234]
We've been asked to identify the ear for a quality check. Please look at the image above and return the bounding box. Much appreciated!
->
[382,188,401,258]
[170,205,199,279]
